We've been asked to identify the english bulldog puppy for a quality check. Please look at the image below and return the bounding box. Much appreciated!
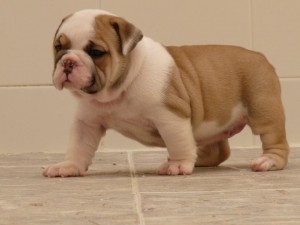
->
[43,9,289,177]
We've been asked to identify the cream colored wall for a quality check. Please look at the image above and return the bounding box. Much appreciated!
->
[0,0,299,153]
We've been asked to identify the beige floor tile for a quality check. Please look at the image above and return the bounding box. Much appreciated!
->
[137,169,300,193]
[135,149,300,193]
[145,216,300,225]
[0,152,138,225]
[142,190,300,224]
[1,149,299,225]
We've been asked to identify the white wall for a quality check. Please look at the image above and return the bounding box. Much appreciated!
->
[0,0,299,153]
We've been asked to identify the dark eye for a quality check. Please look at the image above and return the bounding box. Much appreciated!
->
[55,44,62,52]
[89,49,106,59]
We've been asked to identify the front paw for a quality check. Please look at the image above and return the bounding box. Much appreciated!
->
[43,161,85,178]
[158,159,195,175]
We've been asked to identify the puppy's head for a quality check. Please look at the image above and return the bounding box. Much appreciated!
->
[52,9,143,96]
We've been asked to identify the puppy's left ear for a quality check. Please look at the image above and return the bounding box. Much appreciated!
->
[110,17,143,55]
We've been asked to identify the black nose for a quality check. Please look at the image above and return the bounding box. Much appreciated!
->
[62,59,75,76]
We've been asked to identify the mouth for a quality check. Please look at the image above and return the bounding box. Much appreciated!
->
[81,75,99,94]
[60,78,72,90]
[54,69,100,94]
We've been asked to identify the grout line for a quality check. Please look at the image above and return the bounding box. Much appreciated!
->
[127,152,146,225]
[0,84,53,88]
[249,0,254,50]
[138,187,300,194]
[279,77,300,80]
[100,146,263,153]
[101,148,167,153]
[97,0,101,9]
[252,134,256,146]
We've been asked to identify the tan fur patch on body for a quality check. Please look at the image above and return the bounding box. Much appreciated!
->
[164,45,276,130]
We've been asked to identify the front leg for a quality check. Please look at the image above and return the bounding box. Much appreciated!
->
[43,118,105,178]
[155,113,197,175]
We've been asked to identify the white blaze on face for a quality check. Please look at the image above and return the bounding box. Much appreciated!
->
[53,10,115,92]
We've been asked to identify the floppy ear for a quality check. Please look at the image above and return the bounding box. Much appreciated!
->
[110,17,143,55]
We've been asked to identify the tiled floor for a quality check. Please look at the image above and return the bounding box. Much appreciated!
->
[1,148,300,225]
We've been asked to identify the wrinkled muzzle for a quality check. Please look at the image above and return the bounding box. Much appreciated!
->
[53,50,101,94]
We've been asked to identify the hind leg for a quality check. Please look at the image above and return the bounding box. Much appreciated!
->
[248,99,289,172]
[195,139,231,167]
[251,127,289,171]
[244,63,289,171]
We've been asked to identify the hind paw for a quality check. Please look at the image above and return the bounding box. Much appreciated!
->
[251,156,277,172]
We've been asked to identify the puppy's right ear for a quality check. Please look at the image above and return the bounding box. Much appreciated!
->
[109,17,143,55]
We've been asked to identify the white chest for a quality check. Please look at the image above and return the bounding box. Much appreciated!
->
[95,100,165,147]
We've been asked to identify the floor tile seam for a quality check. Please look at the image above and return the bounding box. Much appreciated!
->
[141,214,300,221]
[0,147,299,156]
[104,147,253,152]
[100,149,167,153]
[127,152,146,225]
[0,166,44,168]
[138,188,300,194]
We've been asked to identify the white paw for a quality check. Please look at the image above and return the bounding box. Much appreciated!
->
[157,159,195,175]
[251,156,276,172]
[43,161,85,178]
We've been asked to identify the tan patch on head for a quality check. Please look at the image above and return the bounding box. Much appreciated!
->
[52,14,73,68]
[53,34,71,67]
[54,33,71,50]
[91,14,143,90]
